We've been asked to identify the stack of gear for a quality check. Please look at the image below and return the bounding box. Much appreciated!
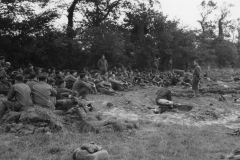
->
[73,142,109,160]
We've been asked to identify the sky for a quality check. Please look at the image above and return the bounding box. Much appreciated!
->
[160,0,240,29]
[47,0,240,29]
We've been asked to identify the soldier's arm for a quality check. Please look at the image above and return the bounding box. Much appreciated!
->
[7,86,15,101]
[51,87,57,97]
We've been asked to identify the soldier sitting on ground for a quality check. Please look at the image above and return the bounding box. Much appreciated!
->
[0,62,12,94]
[26,74,38,91]
[95,74,116,95]
[0,74,33,124]
[152,74,163,87]
[72,72,93,100]
[55,79,88,119]
[55,79,78,100]
[155,83,173,114]
[32,75,57,109]
[64,70,77,89]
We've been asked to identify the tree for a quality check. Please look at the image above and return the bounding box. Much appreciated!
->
[217,2,234,39]
[197,0,217,35]
[67,0,82,28]
[122,1,161,69]
[237,18,240,44]
[122,1,196,70]
[0,1,60,67]
[215,40,238,67]
[79,22,126,68]
[78,0,126,28]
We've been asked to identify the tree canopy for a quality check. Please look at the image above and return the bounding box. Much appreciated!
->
[0,0,239,70]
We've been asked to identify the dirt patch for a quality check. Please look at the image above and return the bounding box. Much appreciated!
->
[86,86,240,130]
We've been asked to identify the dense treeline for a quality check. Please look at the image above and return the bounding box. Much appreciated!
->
[0,0,240,70]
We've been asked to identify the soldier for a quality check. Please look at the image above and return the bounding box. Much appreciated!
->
[155,84,173,113]
[192,60,201,96]
[97,55,108,75]
[0,75,32,123]
[153,57,159,74]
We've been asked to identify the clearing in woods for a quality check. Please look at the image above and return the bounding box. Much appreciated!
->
[1,70,240,160]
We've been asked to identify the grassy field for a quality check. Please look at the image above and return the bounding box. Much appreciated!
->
[0,123,239,160]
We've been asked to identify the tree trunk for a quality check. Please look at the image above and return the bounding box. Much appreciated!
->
[218,16,224,39]
[67,0,80,28]
[238,29,240,44]
[67,0,80,55]
[200,22,205,33]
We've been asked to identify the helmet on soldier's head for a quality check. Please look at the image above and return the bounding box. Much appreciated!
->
[5,62,11,68]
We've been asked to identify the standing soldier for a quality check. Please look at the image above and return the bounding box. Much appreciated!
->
[184,62,190,72]
[97,55,108,75]
[192,60,201,96]
[230,62,235,74]
[153,57,159,74]
[168,57,173,72]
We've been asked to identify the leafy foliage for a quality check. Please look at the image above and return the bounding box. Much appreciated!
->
[0,0,239,70]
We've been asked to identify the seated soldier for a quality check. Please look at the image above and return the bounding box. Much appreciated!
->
[128,70,134,79]
[0,62,8,81]
[84,75,98,94]
[0,62,12,94]
[72,72,93,100]
[50,69,56,77]
[141,72,150,84]
[55,70,64,81]
[156,87,172,102]
[54,79,88,119]
[101,73,115,89]
[109,73,126,91]
[178,74,192,88]
[35,67,42,76]
[17,67,24,74]
[122,68,128,77]
[0,74,33,123]
[95,75,116,95]
[26,73,38,91]
[0,56,5,68]
[48,77,57,89]
[121,70,134,87]
[112,66,117,73]
[147,72,154,82]
[61,70,66,76]
[83,67,90,76]
[171,73,180,86]
[133,72,142,84]
[118,73,130,88]
[183,74,192,84]
[55,79,78,100]
[155,84,172,113]
[32,75,57,109]
[152,74,163,87]
[47,69,52,74]
[64,70,77,89]
[25,64,35,75]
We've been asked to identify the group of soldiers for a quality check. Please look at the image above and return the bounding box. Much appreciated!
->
[0,54,202,124]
